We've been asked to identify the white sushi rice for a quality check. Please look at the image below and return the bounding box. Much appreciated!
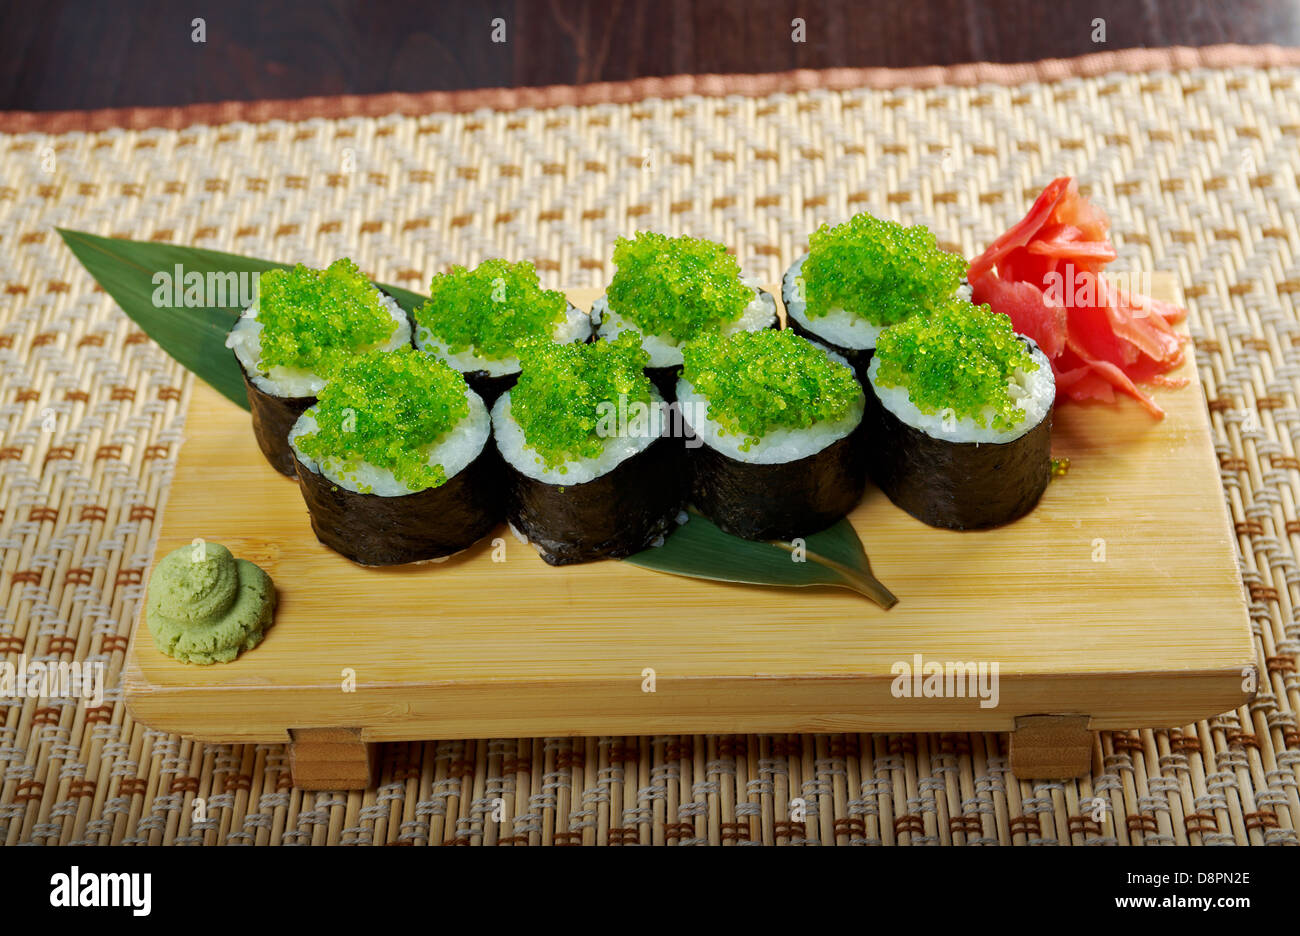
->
[782,254,973,351]
[492,388,667,485]
[675,345,865,465]
[288,385,490,496]
[866,339,1054,444]
[591,278,777,368]
[782,253,881,351]
[415,302,591,378]
[226,290,411,398]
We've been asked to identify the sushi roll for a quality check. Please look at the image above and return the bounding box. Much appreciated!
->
[591,232,777,399]
[492,332,685,565]
[782,212,966,373]
[865,299,1054,530]
[288,347,502,566]
[412,258,591,405]
[226,259,412,476]
[677,328,867,541]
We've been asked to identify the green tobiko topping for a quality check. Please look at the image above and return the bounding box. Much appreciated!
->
[681,329,862,449]
[256,258,397,374]
[606,232,752,343]
[294,347,469,492]
[801,212,966,326]
[511,331,654,470]
[873,300,1039,431]
[414,259,568,361]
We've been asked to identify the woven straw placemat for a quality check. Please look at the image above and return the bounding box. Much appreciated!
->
[2,45,1300,845]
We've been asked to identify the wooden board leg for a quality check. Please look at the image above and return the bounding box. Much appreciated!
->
[1008,715,1093,779]
[289,728,377,790]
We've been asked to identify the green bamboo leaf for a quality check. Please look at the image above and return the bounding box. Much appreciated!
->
[624,513,898,609]
[56,228,428,410]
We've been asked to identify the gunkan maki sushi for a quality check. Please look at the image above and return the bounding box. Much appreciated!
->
[677,328,868,541]
[413,259,591,405]
[226,258,412,476]
[865,299,1054,530]
[782,212,967,373]
[492,332,685,565]
[289,347,502,566]
[591,232,777,398]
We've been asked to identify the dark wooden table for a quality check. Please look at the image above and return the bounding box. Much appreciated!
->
[2,0,1296,111]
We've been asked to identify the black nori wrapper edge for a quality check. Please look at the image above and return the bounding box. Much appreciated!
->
[241,367,315,478]
[505,433,686,566]
[783,315,874,376]
[689,421,868,541]
[646,365,682,401]
[864,379,1052,530]
[462,370,518,406]
[292,444,505,566]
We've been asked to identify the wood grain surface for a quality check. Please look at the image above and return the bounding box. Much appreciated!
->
[3,0,1297,111]
[122,276,1255,743]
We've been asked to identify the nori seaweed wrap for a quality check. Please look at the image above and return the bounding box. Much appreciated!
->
[293,449,502,566]
[502,430,682,564]
[782,212,967,372]
[865,300,1054,530]
[492,332,685,565]
[226,259,412,477]
[677,329,867,541]
[289,348,502,565]
[240,372,314,476]
[413,259,591,406]
[592,232,777,400]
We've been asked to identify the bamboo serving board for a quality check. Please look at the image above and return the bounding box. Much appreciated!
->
[124,277,1254,786]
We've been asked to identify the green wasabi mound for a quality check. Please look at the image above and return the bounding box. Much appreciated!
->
[511,331,653,469]
[414,259,568,361]
[606,232,752,342]
[873,299,1040,431]
[802,212,966,326]
[681,329,863,450]
[294,347,470,492]
[147,541,275,665]
[256,258,398,374]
